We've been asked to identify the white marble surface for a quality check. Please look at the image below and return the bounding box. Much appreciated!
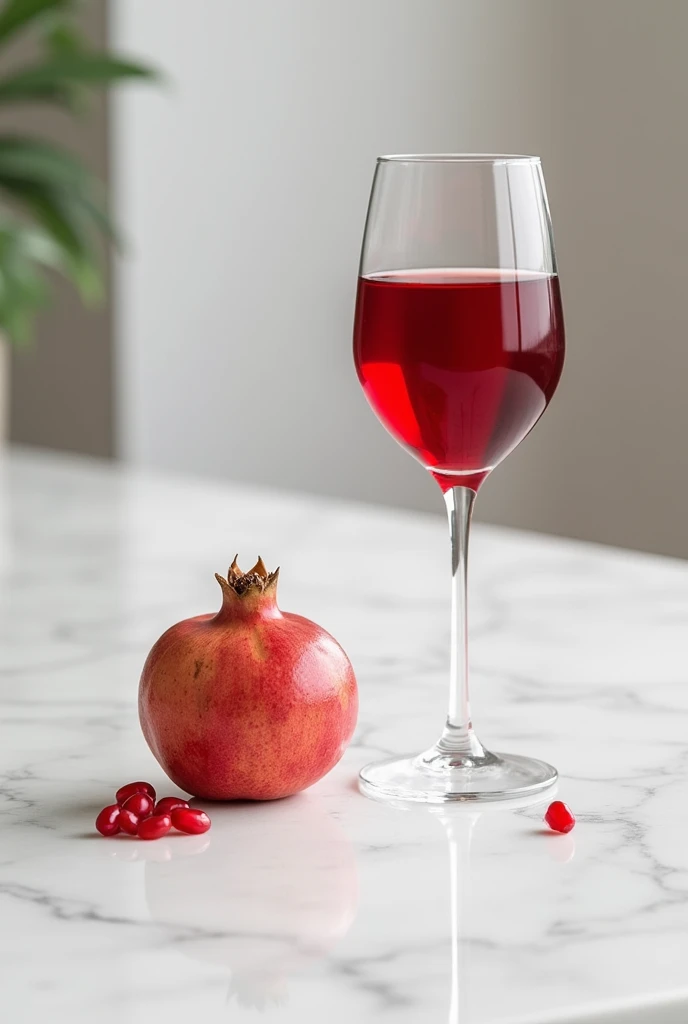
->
[3,449,688,1024]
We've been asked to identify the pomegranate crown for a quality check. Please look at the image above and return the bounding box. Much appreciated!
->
[215,555,279,597]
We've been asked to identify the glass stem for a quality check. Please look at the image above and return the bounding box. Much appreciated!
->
[440,486,486,760]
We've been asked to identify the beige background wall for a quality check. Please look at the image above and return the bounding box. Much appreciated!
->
[8,0,113,458]
[12,1,688,559]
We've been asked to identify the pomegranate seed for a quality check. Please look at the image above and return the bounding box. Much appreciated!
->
[122,792,154,818]
[95,804,121,837]
[545,800,576,834]
[116,781,156,806]
[171,807,211,835]
[137,813,172,841]
[154,797,189,816]
[118,808,139,835]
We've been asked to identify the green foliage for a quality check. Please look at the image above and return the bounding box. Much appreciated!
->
[0,0,157,344]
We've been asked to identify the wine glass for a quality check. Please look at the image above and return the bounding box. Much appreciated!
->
[353,154,565,802]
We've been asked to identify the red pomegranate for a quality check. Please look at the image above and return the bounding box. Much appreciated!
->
[139,557,358,800]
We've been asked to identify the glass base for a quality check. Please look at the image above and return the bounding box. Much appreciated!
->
[359,746,557,804]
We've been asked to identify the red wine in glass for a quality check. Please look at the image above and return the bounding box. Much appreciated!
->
[354,269,565,492]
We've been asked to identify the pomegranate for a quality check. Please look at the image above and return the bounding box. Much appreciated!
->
[139,557,358,800]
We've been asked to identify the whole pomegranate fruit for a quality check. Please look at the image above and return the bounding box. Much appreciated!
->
[139,557,358,800]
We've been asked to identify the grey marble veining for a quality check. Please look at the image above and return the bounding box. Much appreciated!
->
[2,448,688,1023]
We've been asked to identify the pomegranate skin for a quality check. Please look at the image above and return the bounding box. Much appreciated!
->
[139,560,358,801]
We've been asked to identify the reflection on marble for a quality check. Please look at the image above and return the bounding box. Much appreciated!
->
[4,449,688,1022]
[145,798,358,1010]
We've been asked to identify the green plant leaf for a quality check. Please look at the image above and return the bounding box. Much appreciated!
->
[0,137,119,244]
[0,0,71,46]
[0,179,103,301]
[45,17,83,57]
[0,52,157,103]
[0,0,158,344]
[12,225,63,268]
[0,221,52,345]
[42,16,91,111]
[0,136,90,188]
[0,266,47,344]
[29,192,102,302]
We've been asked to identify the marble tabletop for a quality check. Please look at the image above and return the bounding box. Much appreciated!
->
[3,448,688,1024]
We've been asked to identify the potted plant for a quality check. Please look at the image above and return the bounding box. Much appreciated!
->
[0,0,155,433]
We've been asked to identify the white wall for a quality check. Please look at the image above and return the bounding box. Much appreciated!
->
[112,0,467,513]
[113,1,688,558]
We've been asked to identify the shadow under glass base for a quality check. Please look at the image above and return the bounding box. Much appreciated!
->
[359,744,557,804]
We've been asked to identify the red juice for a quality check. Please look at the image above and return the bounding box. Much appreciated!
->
[353,269,565,491]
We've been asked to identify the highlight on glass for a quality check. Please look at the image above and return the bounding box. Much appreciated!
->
[353,155,565,802]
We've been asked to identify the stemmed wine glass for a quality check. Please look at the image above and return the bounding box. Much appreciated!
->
[353,155,565,802]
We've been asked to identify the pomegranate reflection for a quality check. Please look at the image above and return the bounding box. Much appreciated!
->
[145,795,358,1009]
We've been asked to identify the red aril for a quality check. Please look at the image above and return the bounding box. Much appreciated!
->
[139,557,358,800]
[137,813,172,840]
[118,808,139,835]
[122,792,154,818]
[171,807,211,835]
[545,800,575,834]
[96,804,121,837]
[154,797,189,816]
[116,781,156,806]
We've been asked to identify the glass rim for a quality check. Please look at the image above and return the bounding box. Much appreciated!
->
[377,153,541,165]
